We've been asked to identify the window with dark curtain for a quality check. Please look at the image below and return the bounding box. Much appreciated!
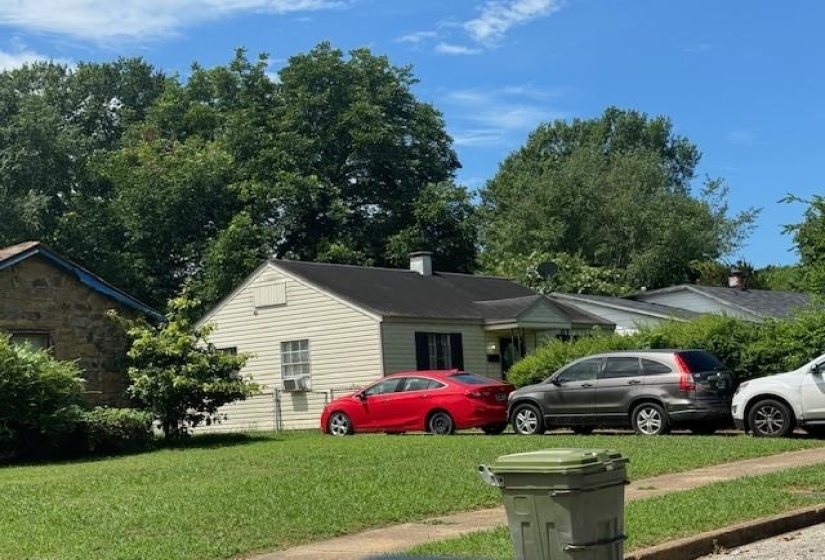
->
[415,332,464,370]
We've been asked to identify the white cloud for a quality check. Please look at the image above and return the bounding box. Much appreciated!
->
[397,30,438,44]
[465,0,564,45]
[0,48,57,70]
[443,86,566,147]
[451,129,504,146]
[0,0,347,43]
[435,42,482,55]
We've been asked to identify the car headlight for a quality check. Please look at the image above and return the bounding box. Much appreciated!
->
[734,381,748,395]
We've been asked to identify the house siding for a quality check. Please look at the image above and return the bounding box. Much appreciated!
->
[0,256,137,406]
[381,321,495,377]
[200,264,382,432]
[559,301,673,334]
[636,291,761,321]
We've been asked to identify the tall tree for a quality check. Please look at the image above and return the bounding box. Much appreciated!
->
[479,107,757,290]
[0,58,166,266]
[270,42,469,269]
[783,194,825,293]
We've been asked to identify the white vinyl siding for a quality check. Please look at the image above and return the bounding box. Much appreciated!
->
[197,264,382,432]
[381,321,492,378]
[636,291,761,322]
[554,301,676,334]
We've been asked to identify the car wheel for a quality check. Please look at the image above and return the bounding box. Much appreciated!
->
[632,403,670,435]
[327,411,353,436]
[481,423,508,435]
[427,411,455,435]
[511,403,545,435]
[572,426,595,435]
[749,399,794,438]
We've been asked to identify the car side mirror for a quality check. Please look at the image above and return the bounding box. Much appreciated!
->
[357,392,368,401]
[550,377,562,386]
[811,363,822,374]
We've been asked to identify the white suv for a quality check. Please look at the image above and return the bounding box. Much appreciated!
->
[732,353,825,437]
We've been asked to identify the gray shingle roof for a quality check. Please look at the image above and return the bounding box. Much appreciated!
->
[634,284,813,319]
[271,259,613,326]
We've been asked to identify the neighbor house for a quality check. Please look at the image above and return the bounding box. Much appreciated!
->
[0,241,163,405]
[552,280,813,334]
[550,292,703,334]
[630,283,813,322]
[196,252,614,431]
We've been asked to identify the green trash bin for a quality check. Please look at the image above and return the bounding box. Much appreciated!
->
[479,448,628,560]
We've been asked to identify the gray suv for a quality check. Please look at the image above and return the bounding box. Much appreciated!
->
[508,349,735,436]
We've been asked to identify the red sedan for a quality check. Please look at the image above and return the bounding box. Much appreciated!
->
[320,370,515,436]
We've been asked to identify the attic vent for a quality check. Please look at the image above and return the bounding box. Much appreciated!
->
[253,282,286,308]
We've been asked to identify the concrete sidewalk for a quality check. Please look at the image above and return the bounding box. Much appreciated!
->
[251,446,825,560]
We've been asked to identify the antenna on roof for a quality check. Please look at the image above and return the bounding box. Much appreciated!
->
[536,261,558,280]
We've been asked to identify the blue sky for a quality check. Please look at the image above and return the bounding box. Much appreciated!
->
[1,0,821,267]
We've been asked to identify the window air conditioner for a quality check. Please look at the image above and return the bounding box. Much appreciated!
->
[283,376,311,392]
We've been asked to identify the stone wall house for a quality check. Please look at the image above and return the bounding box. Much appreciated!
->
[0,241,163,406]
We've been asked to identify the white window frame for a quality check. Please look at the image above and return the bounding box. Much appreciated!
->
[280,339,311,390]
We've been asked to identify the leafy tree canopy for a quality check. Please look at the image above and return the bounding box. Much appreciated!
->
[479,107,759,291]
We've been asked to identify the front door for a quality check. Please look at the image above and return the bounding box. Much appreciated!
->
[500,337,524,378]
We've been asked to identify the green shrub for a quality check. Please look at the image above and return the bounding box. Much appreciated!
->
[508,306,825,388]
[635,314,761,381]
[0,335,86,461]
[508,329,642,387]
[81,407,155,455]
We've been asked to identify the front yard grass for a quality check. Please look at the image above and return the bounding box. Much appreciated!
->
[0,431,822,560]
[409,463,825,558]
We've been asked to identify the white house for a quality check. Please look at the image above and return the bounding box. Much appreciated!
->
[550,292,702,334]
[196,252,613,432]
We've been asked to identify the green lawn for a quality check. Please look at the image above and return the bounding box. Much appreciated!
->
[0,431,823,560]
[409,463,825,558]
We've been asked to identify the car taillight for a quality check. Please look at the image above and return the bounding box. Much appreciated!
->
[465,390,490,399]
[674,354,696,391]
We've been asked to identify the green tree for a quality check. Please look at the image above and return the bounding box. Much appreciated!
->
[479,107,758,291]
[0,57,166,295]
[783,194,825,294]
[270,43,470,268]
[116,290,259,438]
[485,251,631,295]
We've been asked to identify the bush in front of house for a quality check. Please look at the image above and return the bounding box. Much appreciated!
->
[507,307,825,388]
[81,407,155,455]
[507,328,642,387]
[0,334,86,461]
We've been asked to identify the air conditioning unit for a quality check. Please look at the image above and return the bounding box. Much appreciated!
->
[283,376,311,392]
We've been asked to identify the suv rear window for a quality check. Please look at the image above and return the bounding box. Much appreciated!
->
[676,350,726,372]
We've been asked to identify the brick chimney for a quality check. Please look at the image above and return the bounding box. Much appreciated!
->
[409,251,433,276]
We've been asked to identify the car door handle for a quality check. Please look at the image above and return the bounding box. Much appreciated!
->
[627,380,642,385]
[420,394,429,399]
[581,383,593,388]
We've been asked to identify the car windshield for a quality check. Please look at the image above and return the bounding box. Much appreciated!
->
[448,372,499,385]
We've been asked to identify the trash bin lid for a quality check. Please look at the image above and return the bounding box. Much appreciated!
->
[490,448,627,475]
